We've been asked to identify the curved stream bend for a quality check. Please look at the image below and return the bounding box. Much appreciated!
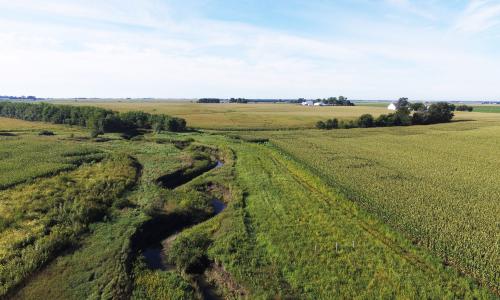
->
[142,160,226,270]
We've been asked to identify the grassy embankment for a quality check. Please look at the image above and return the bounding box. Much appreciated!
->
[235,111,500,293]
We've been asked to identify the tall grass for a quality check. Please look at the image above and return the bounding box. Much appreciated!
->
[0,155,138,296]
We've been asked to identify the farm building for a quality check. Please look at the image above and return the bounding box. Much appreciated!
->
[314,102,325,106]
[388,103,397,110]
[301,100,314,106]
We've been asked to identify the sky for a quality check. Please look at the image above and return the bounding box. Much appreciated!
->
[0,0,499,100]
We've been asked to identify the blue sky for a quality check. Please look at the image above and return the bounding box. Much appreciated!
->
[0,0,499,100]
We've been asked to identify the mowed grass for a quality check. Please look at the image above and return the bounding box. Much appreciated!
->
[205,140,492,298]
[48,100,389,130]
[243,112,500,292]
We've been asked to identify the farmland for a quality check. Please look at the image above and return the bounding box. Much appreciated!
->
[48,100,389,130]
[0,102,498,299]
[236,111,500,292]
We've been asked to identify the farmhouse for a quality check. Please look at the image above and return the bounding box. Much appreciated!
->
[388,103,397,110]
[301,100,314,106]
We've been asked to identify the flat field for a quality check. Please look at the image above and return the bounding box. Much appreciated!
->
[472,105,500,113]
[49,100,389,130]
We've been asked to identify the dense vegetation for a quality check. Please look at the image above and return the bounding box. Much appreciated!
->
[317,96,355,106]
[0,155,138,296]
[0,138,103,189]
[256,117,500,293]
[0,102,187,136]
[456,104,474,112]
[317,99,456,129]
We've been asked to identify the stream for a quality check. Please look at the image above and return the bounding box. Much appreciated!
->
[142,198,226,271]
[140,159,226,298]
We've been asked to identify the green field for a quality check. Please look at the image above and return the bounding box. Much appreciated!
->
[238,114,500,292]
[472,105,500,113]
[0,102,498,299]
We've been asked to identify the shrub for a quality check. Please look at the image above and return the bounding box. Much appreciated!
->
[391,112,412,126]
[167,231,212,273]
[357,114,374,128]
[316,121,326,129]
[317,118,339,129]
[456,105,474,112]
[326,118,339,129]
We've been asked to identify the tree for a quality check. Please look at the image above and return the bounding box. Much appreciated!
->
[456,105,474,112]
[0,102,188,134]
[357,114,374,128]
[427,102,455,123]
[410,102,426,111]
[197,98,220,103]
[375,114,391,127]
[396,97,411,115]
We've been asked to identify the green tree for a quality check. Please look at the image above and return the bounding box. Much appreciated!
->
[357,114,374,128]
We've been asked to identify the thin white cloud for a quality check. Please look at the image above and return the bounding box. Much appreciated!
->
[385,0,436,20]
[455,0,500,33]
[0,0,499,100]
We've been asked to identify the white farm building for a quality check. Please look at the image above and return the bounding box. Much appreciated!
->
[301,100,314,106]
[387,103,397,110]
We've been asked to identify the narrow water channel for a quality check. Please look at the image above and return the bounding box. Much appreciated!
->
[142,160,226,272]
[142,198,226,271]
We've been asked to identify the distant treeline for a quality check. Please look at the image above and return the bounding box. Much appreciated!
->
[229,98,248,103]
[197,98,249,103]
[0,95,38,100]
[318,96,354,106]
[455,104,474,112]
[197,98,221,103]
[0,102,187,136]
[293,96,354,106]
[317,99,456,130]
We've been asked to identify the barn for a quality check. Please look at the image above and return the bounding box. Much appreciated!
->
[387,103,397,110]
